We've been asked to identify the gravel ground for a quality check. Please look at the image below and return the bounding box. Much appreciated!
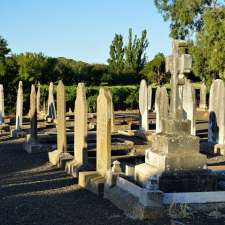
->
[1,137,225,225]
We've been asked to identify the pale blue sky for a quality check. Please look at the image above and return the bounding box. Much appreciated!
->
[0,0,171,63]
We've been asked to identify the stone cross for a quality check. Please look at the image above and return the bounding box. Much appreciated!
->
[208,79,225,144]
[36,82,41,114]
[155,86,169,133]
[47,82,56,120]
[74,83,88,164]
[30,84,37,141]
[57,80,67,153]
[139,79,148,131]
[166,39,192,120]
[0,84,4,124]
[96,87,112,177]
[182,79,196,135]
[147,85,152,111]
[16,81,23,130]
[199,82,207,110]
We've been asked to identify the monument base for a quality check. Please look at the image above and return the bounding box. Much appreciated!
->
[65,159,92,178]
[48,150,73,168]
[79,171,105,197]
[11,129,26,138]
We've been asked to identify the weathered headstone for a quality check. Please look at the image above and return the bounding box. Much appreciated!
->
[147,85,152,111]
[0,84,4,124]
[46,82,56,121]
[106,89,114,132]
[65,83,88,177]
[183,79,196,135]
[139,79,148,131]
[30,85,37,141]
[48,80,73,166]
[199,82,207,110]
[36,82,41,114]
[208,79,225,144]
[155,87,169,133]
[16,81,23,130]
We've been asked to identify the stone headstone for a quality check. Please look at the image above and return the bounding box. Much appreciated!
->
[36,82,41,114]
[139,79,148,131]
[57,80,67,152]
[199,82,207,110]
[47,82,56,120]
[182,79,196,135]
[74,83,88,164]
[155,87,169,133]
[106,89,114,132]
[0,84,4,124]
[208,79,225,144]
[147,85,152,111]
[16,81,23,130]
[97,87,112,177]
[30,85,37,141]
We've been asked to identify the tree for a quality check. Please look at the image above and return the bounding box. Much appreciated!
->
[107,34,125,74]
[0,36,11,77]
[190,7,225,83]
[154,0,221,39]
[124,28,149,75]
[141,53,167,84]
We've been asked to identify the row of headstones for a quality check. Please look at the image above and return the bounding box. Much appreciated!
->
[138,79,207,136]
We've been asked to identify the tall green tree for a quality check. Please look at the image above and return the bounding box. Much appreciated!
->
[107,34,125,74]
[124,28,149,75]
[190,7,225,82]
[0,36,11,77]
[154,0,221,39]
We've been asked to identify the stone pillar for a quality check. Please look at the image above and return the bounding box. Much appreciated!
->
[57,80,67,153]
[46,82,56,120]
[139,79,148,131]
[147,85,152,111]
[97,87,112,177]
[0,84,4,124]
[183,79,196,135]
[208,79,225,144]
[74,83,88,164]
[199,82,207,110]
[16,81,23,130]
[106,89,114,132]
[155,87,169,133]
[36,82,41,114]
[30,85,37,141]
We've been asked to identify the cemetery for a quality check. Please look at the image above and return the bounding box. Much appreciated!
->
[1,1,225,225]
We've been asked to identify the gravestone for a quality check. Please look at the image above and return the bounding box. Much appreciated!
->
[0,84,4,124]
[36,82,41,114]
[208,79,225,145]
[65,83,89,177]
[79,87,112,196]
[155,87,169,133]
[148,85,152,111]
[135,40,207,188]
[139,79,148,131]
[48,80,73,166]
[183,79,196,135]
[199,82,207,110]
[16,81,23,130]
[30,85,37,141]
[106,89,114,132]
[46,82,56,121]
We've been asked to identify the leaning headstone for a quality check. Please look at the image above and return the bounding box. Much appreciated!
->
[65,83,88,177]
[183,79,196,135]
[46,82,56,122]
[36,82,41,114]
[48,80,73,166]
[79,87,112,196]
[208,79,225,144]
[139,79,148,131]
[147,85,152,111]
[155,86,169,133]
[0,84,4,124]
[199,82,207,110]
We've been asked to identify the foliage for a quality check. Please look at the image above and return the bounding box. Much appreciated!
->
[141,53,168,84]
